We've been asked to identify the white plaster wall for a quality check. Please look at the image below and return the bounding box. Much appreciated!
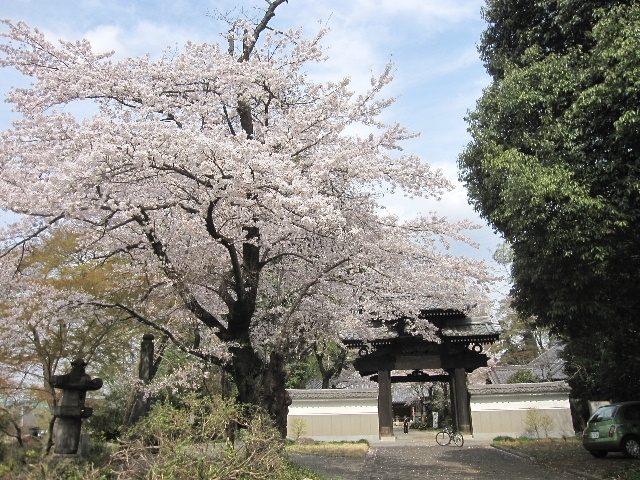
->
[287,389,379,441]
[471,393,571,412]
[469,385,575,440]
[288,398,378,416]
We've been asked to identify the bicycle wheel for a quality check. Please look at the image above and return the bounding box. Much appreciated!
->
[435,431,450,446]
[453,432,464,447]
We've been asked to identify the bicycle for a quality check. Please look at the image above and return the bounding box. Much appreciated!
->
[435,425,464,447]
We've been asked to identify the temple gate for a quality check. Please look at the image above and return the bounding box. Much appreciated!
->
[343,309,500,438]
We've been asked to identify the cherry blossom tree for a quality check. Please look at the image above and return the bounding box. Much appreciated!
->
[0,1,491,435]
[0,226,152,452]
[0,228,139,399]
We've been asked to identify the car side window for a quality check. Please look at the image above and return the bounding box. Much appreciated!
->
[623,405,640,421]
[591,406,617,422]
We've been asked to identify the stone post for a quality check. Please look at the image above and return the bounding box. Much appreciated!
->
[125,334,155,427]
[50,358,103,455]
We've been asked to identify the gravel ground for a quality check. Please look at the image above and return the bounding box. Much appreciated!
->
[291,443,589,480]
[290,428,640,480]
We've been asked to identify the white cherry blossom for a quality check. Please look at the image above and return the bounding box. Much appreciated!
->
[0,3,492,434]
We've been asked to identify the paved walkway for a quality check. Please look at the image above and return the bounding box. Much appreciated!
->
[291,427,595,480]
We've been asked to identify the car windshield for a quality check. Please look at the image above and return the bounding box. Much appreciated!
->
[590,406,618,423]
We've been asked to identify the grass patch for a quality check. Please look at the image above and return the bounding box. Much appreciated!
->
[493,436,580,459]
[286,441,369,458]
[493,437,640,480]
[280,459,330,480]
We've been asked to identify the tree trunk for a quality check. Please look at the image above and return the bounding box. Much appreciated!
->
[314,344,348,389]
[259,351,291,438]
[43,416,55,456]
[124,334,155,427]
[0,408,24,448]
[231,345,291,437]
[40,359,57,457]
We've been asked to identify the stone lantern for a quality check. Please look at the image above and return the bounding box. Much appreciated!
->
[50,358,103,455]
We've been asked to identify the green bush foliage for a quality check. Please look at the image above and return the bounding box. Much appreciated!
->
[32,456,107,480]
[111,394,292,479]
[524,408,554,438]
[508,369,541,384]
[0,440,41,478]
[1,395,320,480]
[289,419,307,440]
[410,421,431,431]
[86,382,131,441]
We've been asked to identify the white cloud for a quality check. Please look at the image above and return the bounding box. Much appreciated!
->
[83,21,214,59]
[358,0,483,25]
[423,47,481,79]
[84,25,124,55]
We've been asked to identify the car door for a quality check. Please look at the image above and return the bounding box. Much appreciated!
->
[620,404,640,436]
[585,405,619,449]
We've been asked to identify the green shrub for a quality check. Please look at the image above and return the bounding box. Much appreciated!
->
[86,438,117,467]
[1,441,35,469]
[0,440,44,478]
[113,394,292,479]
[2,394,322,480]
[290,419,307,440]
[31,457,106,480]
[524,408,554,438]
[278,459,325,480]
[508,369,541,384]
[85,383,130,441]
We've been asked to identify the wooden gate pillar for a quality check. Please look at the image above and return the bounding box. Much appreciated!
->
[449,367,471,435]
[377,368,394,439]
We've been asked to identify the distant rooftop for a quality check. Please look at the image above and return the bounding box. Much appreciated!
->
[487,343,567,384]
[298,380,425,405]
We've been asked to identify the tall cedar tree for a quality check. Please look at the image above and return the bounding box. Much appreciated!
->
[459,0,640,400]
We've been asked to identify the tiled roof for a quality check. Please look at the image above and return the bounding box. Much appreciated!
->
[487,343,567,384]
[288,388,377,399]
[341,312,501,346]
[487,366,521,384]
[300,374,432,404]
[439,316,501,344]
[469,380,571,395]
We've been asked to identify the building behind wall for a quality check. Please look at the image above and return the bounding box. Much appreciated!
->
[487,343,567,384]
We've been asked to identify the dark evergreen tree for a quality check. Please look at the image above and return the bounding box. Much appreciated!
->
[460,0,640,400]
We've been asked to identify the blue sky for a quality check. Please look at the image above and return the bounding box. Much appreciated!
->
[0,0,507,296]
